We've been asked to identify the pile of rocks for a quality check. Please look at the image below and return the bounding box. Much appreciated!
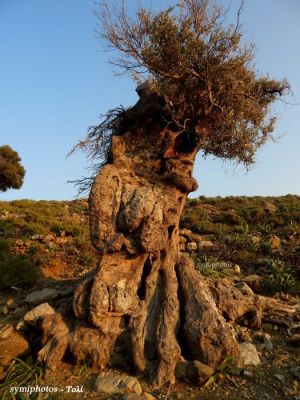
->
[179,229,215,252]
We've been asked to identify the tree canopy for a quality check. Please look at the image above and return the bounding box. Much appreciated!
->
[94,0,289,166]
[0,145,25,192]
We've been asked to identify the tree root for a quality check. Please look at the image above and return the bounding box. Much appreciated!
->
[38,253,296,386]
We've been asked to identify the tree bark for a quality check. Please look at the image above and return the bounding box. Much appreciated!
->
[38,89,295,386]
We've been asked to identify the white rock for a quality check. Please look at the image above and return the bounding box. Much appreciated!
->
[25,288,60,304]
[94,373,142,395]
[23,303,55,325]
[186,242,197,251]
[234,282,254,296]
[240,342,261,366]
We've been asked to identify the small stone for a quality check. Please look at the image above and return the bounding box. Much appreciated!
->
[268,235,281,250]
[6,298,17,310]
[263,334,273,350]
[264,203,277,213]
[31,234,44,241]
[233,264,241,273]
[180,229,192,238]
[25,288,60,304]
[251,236,261,246]
[43,233,55,243]
[262,323,273,334]
[198,240,214,248]
[243,370,253,378]
[16,321,26,331]
[1,305,9,317]
[94,373,142,395]
[242,275,262,291]
[240,342,261,366]
[274,374,285,382]
[186,242,197,251]
[186,360,214,384]
[23,303,55,325]
[234,282,254,296]
[143,393,156,400]
[0,325,29,367]
[179,235,187,243]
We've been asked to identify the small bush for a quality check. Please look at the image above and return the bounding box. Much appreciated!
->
[0,239,40,288]
[262,259,296,294]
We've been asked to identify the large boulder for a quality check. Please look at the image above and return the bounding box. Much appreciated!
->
[0,325,29,368]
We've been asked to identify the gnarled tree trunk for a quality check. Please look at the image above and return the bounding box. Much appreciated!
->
[38,88,295,386]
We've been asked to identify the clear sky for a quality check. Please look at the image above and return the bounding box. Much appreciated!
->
[0,0,299,200]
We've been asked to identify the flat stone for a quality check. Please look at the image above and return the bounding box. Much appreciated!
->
[234,281,254,296]
[25,288,60,304]
[274,374,285,382]
[23,303,55,325]
[240,342,261,366]
[243,275,262,291]
[197,240,214,248]
[0,325,29,367]
[94,373,142,395]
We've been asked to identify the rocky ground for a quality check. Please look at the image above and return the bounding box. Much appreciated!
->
[0,196,299,399]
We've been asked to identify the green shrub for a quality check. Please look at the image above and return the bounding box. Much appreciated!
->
[262,259,296,294]
[0,239,40,288]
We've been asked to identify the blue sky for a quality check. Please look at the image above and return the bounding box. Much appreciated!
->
[0,0,299,200]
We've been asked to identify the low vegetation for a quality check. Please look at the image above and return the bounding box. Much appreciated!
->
[0,195,299,293]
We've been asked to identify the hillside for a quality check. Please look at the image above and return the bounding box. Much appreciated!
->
[0,196,299,399]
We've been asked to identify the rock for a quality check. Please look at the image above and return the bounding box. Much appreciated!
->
[268,235,281,250]
[233,264,241,273]
[243,370,253,378]
[122,395,156,400]
[255,332,273,350]
[263,333,273,350]
[31,234,44,241]
[175,359,214,383]
[234,281,254,296]
[23,303,55,325]
[1,305,9,317]
[240,342,261,366]
[43,233,55,243]
[180,229,192,238]
[143,393,156,400]
[274,374,285,382]
[251,235,261,246]
[179,235,187,243]
[6,298,17,310]
[94,373,142,395]
[25,288,60,304]
[198,240,214,248]
[264,203,277,213]
[16,321,26,331]
[186,242,197,251]
[0,324,29,367]
[242,275,262,291]
[287,334,300,346]
[262,322,273,334]
[186,360,214,383]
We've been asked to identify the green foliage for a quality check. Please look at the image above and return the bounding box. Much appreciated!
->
[0,358,44,400]
[262,259,296,294]
[196,255,233,278]
[0,145,25,192]
[97,0,290,166]
[0,239,40,288]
